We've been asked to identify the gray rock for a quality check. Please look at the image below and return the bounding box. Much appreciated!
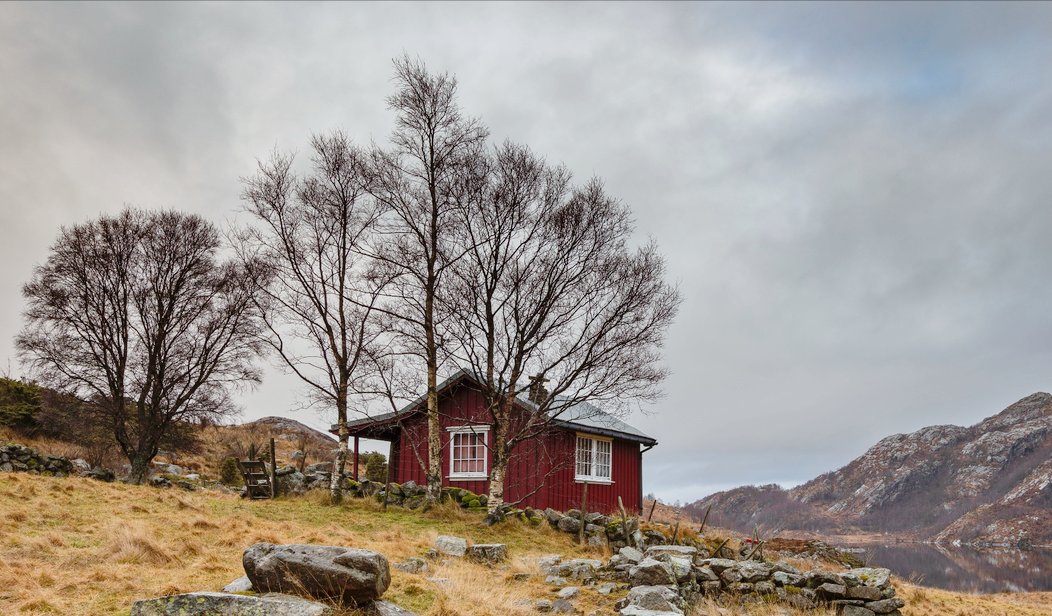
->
[754,581,775,595]
[772,571,804,587]
[620,608,682,616]
[846,585,883,601]
[536,599,553,612]
[243,543,390,605]
[665,556,693,583]
[557,586,579,599]
[644,545,697,559]
[700,558,737,573]
[587,534,605,547]
[815,583,847,600]
[551,599,574,613]
[866,598,905,614]
[131,592,332,615]
[841,568,892,589]
[700,581,722,595]
[807,570,846,587]
[619,546,645,563]
[557,516,581,533]
[784,591,815,610]
[434,535,468,557]
[71,458,91,472]
[719,568,742,585]
[737,561,773,583]
[393,557,428,574]
[838,607,876,616]
[467,543,507,564]
[554,558,603,582]
[545,575,568,586]
[369,601,418,616]
[596,583,617,595]
[626,585,684,613]
[538,554,563,573]
[771,561,802,575]
[222,576,254,592]
[694,566,718,582]
[629,557,675,586]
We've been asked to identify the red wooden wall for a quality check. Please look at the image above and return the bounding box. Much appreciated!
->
[388,384,645,514]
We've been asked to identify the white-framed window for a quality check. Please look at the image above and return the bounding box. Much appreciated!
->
[575,433,613,483]
[447,425,489,480]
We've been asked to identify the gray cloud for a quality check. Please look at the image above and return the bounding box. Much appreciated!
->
[2,2,1051,502]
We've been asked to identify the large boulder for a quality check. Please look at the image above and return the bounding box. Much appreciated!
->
[243,543,390,605]
[841,567,892,589]
[131,592,331,615]
[467,543,507,564]
[619,546,645,563]
[625,585,684,613]
[629,557,675,587]
[434,535,468,557]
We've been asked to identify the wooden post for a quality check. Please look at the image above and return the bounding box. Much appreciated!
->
[578,481,589,546]
[353,435,360,481]
[647,499,657,523]
[269,438,277,499]
[382,439,394,511]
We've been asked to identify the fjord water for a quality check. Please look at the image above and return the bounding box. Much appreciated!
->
[852,543,1052,592]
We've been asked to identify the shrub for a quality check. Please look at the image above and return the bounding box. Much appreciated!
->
[364,452,388,482]
[219,457,241,486]
[0,378,42,430]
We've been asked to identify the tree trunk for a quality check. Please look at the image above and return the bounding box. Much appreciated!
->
[487,420,510,512]
[331,395,349,504]
[425,361,442,502]
[127,451,153,485]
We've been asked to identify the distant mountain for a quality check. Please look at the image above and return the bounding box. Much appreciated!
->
[686,393,1052,546]
[239,416,336,446]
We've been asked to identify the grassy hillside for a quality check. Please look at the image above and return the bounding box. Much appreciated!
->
[2,473,1050,616]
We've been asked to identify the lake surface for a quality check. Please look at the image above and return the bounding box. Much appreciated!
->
[843,543,1052,593]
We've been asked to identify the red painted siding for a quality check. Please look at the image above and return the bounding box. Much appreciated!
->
[387,382,645,514]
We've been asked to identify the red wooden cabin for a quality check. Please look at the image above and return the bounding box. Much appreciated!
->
[334,370,657,514]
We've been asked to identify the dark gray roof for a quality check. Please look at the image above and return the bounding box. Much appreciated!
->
[336,369,657,446]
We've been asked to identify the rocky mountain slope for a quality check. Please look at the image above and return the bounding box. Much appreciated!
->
[687,393,1052,546]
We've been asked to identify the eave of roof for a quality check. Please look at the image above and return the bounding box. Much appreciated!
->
[330,368,657,447]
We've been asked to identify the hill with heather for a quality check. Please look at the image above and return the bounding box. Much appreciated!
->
[688,393,1052,546]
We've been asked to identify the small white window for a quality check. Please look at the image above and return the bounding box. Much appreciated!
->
[575,434,612,483]
[448,425,489,479]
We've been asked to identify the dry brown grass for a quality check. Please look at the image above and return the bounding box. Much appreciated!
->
[0,472,1048,616]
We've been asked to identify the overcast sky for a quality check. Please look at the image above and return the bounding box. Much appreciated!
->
[2,2,1051,504]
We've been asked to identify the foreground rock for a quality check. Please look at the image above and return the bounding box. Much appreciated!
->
[243,543,390,605]
[131,592,331,616]
[434,535,468,557]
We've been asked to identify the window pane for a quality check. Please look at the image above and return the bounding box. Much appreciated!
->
[451,430,486,475]
[596,439,611,479]
[576,436,592,477]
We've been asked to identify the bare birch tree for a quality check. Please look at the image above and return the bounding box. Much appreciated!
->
[239,131,388,503]
[445,142,681,511]
[366,57,488,501]
[18,209,265,483]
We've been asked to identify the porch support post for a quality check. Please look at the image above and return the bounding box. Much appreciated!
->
[353,435,360,481]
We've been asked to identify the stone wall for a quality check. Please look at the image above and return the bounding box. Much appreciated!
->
[0,444,73,476]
